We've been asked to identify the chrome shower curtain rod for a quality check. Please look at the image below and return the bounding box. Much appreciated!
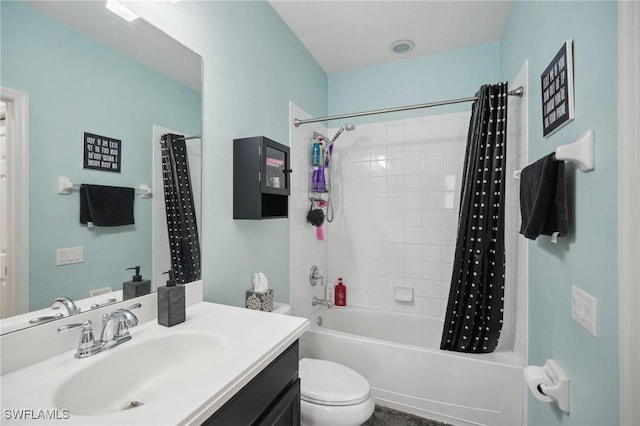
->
[294,86,524,127]
[161,134,202,141]
[177,135,201,141]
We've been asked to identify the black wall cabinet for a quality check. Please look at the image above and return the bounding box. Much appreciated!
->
[233,136,291,219]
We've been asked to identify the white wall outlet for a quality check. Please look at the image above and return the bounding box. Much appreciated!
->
[571,286,597,337]
[56,247,84,266]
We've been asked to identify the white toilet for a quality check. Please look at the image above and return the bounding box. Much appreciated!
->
[271,303,375,426]
[298,358,375,426]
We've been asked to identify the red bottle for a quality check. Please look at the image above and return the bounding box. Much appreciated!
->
[335,277,347,306]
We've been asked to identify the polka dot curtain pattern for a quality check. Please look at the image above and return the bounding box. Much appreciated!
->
[160,133,201,284]
[440,83,508,353]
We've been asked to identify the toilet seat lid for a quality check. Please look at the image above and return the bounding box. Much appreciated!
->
[299,358,371,406]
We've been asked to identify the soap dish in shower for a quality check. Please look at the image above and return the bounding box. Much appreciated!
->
[393,286,414,302]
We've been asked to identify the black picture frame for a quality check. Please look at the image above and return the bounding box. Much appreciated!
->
[83,132,121,172]
[541,40,575,138]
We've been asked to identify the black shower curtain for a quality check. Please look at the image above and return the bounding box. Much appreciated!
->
[440,83,508,353]
[160,133,201,284]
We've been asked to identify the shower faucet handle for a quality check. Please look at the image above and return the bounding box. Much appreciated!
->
[309,265,323,286]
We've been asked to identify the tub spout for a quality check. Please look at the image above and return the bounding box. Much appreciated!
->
[312,296,332,308]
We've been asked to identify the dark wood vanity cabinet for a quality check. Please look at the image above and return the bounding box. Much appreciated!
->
[233,136,291,219]
[203,341,300,426]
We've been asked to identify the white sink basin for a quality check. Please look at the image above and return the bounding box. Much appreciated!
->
[1,302,309,425]
[54,331,224,416]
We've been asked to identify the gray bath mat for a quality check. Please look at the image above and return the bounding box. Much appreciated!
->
[361,405,453,426]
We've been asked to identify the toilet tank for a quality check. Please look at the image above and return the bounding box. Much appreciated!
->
[272,302,292,315]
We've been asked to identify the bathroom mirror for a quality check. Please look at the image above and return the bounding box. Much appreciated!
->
[0,1,202,333]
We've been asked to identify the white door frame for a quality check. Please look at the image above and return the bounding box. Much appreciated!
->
[618,2,639,424]
[0,87,30,316]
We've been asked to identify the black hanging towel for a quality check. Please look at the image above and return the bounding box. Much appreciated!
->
[440,83,508,353]
[160,133,201,284]
[519,153,568,240]
[79,184,135,226]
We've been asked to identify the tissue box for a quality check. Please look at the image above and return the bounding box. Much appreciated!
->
[246,289,274,312]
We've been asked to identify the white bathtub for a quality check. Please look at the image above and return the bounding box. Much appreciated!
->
[299,306,524,426]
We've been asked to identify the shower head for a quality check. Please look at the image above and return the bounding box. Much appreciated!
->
[330,123,356,143]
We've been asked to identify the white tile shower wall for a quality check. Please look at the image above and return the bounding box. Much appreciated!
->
[325,112,469,318]
[289,95,527,357]
[504,63,529,361]
[288,102,330,318]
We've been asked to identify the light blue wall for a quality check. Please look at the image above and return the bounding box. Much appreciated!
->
[501,2,619,425]
[327,3,620,423]
[328,43,501,124]
[1,2,201,309]
[129,1,327,307]
[6,4,619,421]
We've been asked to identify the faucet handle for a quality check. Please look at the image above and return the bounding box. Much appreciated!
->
[90,298,118,310]
[57,320,103,358]
[125,302,142,311]
[29,313,64,324]
[309,265,323,287]
[57,320,91,332]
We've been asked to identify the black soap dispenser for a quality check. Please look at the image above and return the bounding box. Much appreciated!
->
[157,269,185,327]
[123,266,151,300]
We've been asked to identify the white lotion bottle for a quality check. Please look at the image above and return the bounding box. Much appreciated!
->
[326,282,334,304]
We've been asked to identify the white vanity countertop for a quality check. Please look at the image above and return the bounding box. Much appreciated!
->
[0,302,309,425]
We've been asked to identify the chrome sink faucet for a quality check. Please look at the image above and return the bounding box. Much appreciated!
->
[51,296,81,316]
[100,306,140,350]
[30,297,81,324]
[57,303,141,358]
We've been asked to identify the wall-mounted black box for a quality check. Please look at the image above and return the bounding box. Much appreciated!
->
[233,136,291,219]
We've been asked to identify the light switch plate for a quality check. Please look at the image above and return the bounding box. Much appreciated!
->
[56,247,84,266]
[571,286,597,336]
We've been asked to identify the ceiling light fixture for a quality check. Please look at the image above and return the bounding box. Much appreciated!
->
[390,39,415,55]
[105,0,140,22]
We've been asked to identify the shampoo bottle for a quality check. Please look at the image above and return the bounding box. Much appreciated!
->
[311,139,320,166]
[335,277,346,307]
[157,270,185,327]
[123,266,151,300]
